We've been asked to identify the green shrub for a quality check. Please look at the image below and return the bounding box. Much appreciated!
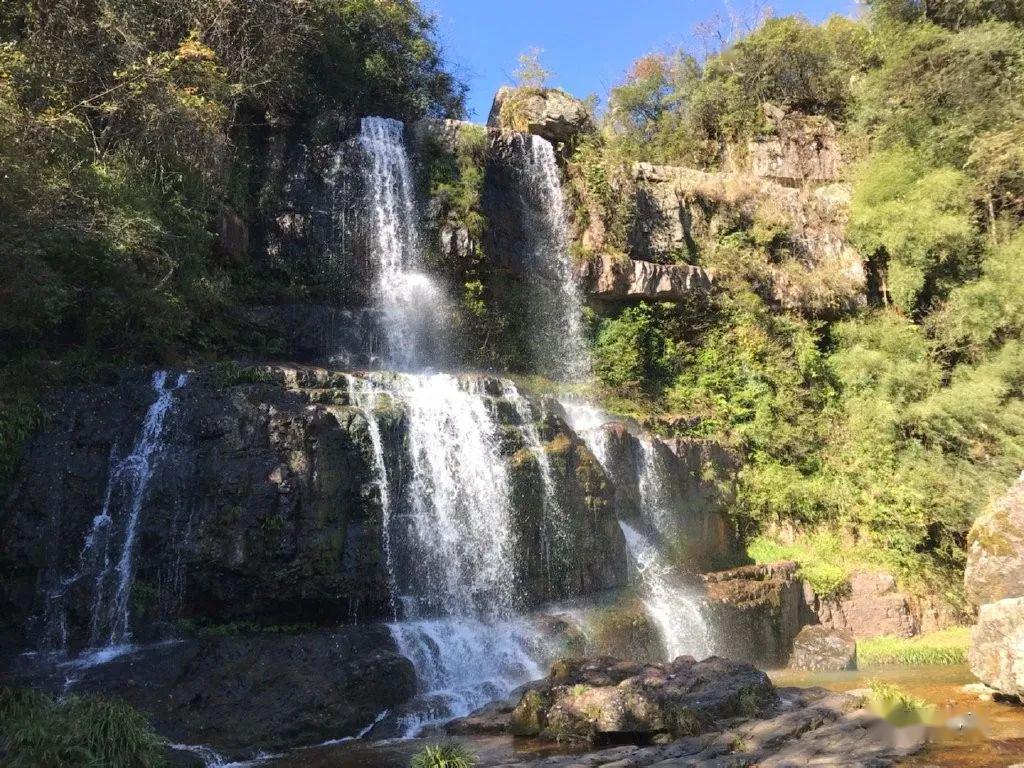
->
[593,303,675,391]
[410,742,477,768]
[0,687,168,768]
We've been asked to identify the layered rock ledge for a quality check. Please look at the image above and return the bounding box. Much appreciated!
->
[578,255,713,303]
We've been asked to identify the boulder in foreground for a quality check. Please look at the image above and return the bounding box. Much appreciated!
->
[969,597,1024,703]
[508,655,775,742]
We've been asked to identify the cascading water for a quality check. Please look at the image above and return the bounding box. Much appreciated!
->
[502,382,569,579]
[557,399,614,470]
[519,135,590,382]
[42,370,188,657]
[357,373,553,735]
[637,438,679,541]
[359,117,448,370]
[344,374,398,619]
[619,521,712,661]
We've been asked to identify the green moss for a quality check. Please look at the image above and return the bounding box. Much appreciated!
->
[858,627,970,666]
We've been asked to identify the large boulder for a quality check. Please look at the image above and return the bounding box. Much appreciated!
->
[968,597,1024,702]
[578,254,713,303]
[702,561,807,667]
[964,471,1024,607]
[790,625,857,672]
[487,86,594,147]
[507,655,775,742]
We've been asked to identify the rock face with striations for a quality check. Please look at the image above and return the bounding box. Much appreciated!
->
[577,254,713,302]
[744,104,843,185]
[487,86,594,147]
[627,163,864,316]
[809,571,918,639]
[964,471,1024,607]
[702,562,806,667]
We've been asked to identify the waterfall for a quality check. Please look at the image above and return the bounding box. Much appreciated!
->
[43,370,188,655]
[519,136,590,381]
[344,375,398,619]
[557,399,613,470]
[359,117,448,371]
[502,382,569,578]
[388,616,549,736]
[637,438,678,541]
[341,372,549,734]
[618,521,711,661]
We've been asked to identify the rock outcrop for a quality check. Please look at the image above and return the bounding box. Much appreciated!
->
[578,254,713,302]
[965,471,1024,607]
[487,86,594,147]
[744,104,843,185]
[810,571,918,639]
[702,562,807,667]
[506,655,775,742]
[969,597,1024,703]
[627,163,864,316]
[0,366,637,652]
[3,627,413,759]
[790,625,857,672]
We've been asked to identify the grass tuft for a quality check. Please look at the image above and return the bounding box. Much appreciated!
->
[410,741,478,768]
[858,627,970,666]
[0,686,168,768]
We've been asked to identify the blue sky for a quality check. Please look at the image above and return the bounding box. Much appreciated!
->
[422,0,860,120]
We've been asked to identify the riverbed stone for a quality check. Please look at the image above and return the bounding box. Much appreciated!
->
[790,625,857,671]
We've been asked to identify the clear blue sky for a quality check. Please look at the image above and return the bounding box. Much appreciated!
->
[422,0,859,121]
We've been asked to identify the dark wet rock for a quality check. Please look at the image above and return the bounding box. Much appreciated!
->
[965,471,1024,608]
[487,86,594,147]
[790,625,857,672]
[0,366,644,652]
[453,655,775,743]
[702,562,806,667]
[2,627,413,760]
[969,597,1024,702]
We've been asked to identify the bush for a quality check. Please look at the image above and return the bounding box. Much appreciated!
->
[0,687,168,768]
[410,742,477,768]
[593,303,675,391]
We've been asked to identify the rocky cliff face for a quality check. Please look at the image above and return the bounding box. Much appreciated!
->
[0,365,745,653]
[626,163,864,316]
